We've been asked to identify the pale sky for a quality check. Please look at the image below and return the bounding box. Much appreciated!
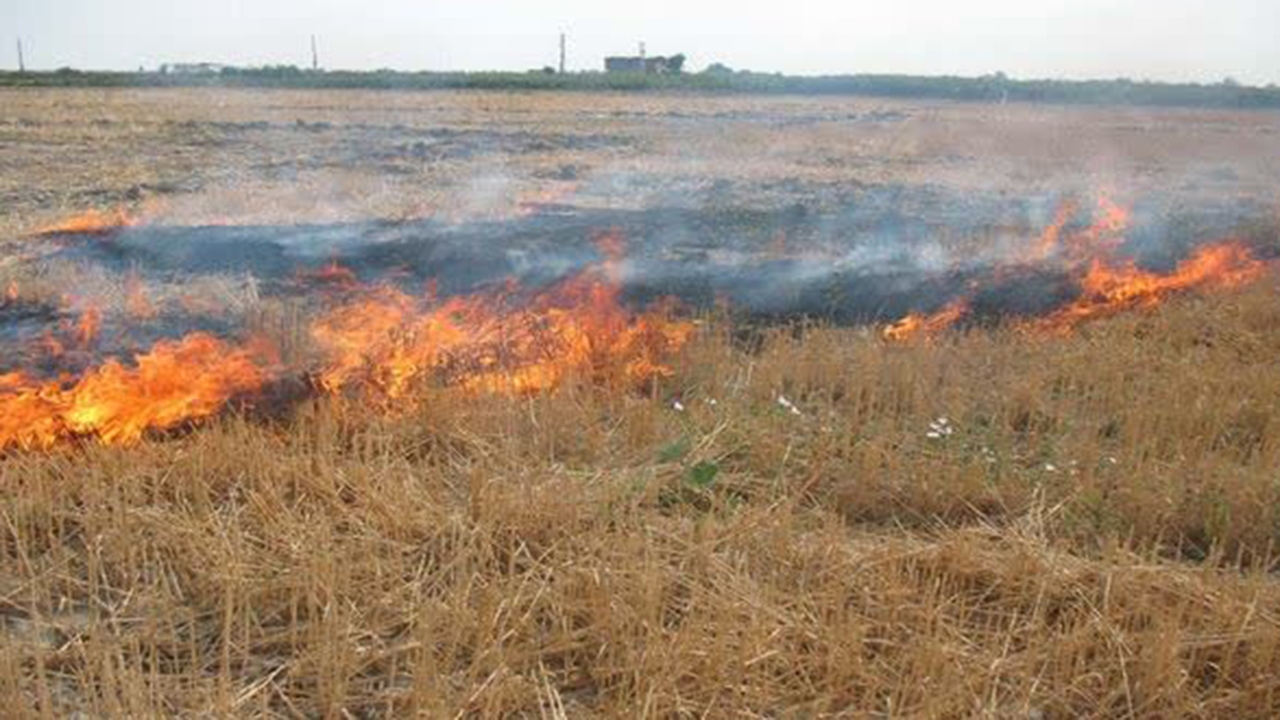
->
[5,0,1278,85]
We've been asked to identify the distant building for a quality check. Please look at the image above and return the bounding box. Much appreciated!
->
[604,55,683,74]
[160,63,227,76]
[605,56,648,73]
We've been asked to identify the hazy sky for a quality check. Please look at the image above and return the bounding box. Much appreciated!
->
[5,0,1278,84]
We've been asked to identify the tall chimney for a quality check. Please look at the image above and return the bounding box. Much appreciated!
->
[310,35,319,71]
[16,38,24,73]
[559,32,566,74]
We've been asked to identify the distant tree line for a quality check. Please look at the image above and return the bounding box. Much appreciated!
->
[2,66,1278,109]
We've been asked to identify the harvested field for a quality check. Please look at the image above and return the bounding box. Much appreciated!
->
[1,89,1280,718]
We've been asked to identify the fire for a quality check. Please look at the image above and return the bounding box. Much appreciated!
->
[0,235,694,452]
[1025,201,1078,263]
[4,281,17,304]
[1022,194,1130,265]
[1032,241,1266,332]
[886,192,1268,340]
[308,234,687,400]
[1067,193,1130,258]
[36,207,137,236]
[310,261,693,401]
[882,298,970,341]
[309,286,424,398]
[9,193,1259,454]
[0,334,274,449]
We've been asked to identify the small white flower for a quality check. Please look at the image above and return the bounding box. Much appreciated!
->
[1044,463,1058,472]
[706,398,718,406]
[926,431,942,440]
[1106,456,1118,465]
[777,396,802,416]
[672,400,685,412]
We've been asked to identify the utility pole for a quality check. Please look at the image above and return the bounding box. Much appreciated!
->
[558,32,566,74]
[16,38,24,73]
[310,35,319,71]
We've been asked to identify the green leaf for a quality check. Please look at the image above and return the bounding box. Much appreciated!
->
[658,436,692,463]
[687,462,720,489]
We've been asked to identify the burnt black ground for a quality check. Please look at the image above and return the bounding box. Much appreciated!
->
[44,186,1273,318]
[1,183,1274,376]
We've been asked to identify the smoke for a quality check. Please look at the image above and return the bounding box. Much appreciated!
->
[14,182,1274,336]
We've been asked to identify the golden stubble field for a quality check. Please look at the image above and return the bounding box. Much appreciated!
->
[1,89,1280,718]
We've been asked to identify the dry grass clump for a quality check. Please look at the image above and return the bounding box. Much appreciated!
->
[2,277,1280,718]
[1,256,261,321]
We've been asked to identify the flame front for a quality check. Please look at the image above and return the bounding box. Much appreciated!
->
[5,199,1266,451]
[885,194,1269,340]
[311,265,694,400]
[0,233,694,452]
[0,334,274,449]
[1033,241,1266,332]
[36,207,138,235]
[882,298,969,341]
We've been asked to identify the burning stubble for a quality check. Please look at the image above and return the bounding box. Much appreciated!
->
[882,195,1268,340]
[0,191,1274,451]
[0,230,694,450]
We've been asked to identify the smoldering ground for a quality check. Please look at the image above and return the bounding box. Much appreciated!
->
[15,182,1276,331]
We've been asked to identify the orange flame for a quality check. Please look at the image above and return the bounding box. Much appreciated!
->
[1022,194,1131,266]
[887,192,1268,339]
[4,282,17,304]
[0,334,274,449]
[1031,241,1267,333]
[1067,193,1130,258]
[1025,200,1078,263]
[36,207,138,236]
[309,232,690,400]
[311,266,693,401]
[882,298,970,342]
[0,234,693,452]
